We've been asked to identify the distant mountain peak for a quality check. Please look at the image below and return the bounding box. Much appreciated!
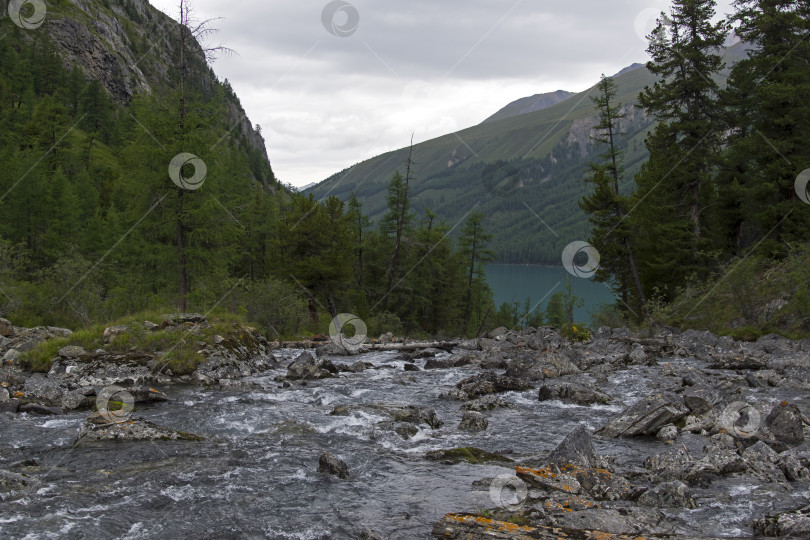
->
[482,89,575,124]
[612,63,644,78]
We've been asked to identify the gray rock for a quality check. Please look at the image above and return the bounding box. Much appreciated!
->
[455,371,533,398]
[743,440,787,483]
[102,325,129,343]
[597,392,688,438]
[538,381,609,406]
[0,387,8,403]
[3,349,20,364]
[458,411,488,432]
[505,350,580,381]
[0,318,13,337]
[638,480,697,509]
[76,416,202,442]
[22,375,66,405]
[754,504,810,537]
[548,425,596,468]
[762,402,805,446]
[682,386,720,414]
[628,343,648,364]
[285,352,336,381]
[58,346,87,359]
[318,452,349,479]
[403,363,421,372]
[459,395,514,411]
[19,403,65,416]
[0,398,19,413]
[656,424,678,441]
[60,389,94,411]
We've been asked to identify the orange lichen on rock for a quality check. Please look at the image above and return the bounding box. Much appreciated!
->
[445,513,536,534]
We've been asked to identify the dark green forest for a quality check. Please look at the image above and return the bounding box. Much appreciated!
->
[581,0,810,337]
[1,0,809,341]
[0,10,506,339]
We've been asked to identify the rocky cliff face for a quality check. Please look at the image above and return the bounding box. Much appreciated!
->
[34,0,269,164]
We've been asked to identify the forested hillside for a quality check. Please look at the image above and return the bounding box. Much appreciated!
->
[308,44,749,264]
[0,0,511,339]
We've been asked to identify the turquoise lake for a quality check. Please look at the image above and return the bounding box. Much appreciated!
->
[485,264,617,324]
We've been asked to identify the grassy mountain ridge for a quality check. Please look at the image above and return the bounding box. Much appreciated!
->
[309,43,750,264]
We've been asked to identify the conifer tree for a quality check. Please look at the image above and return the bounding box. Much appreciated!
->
[630,0,728,300]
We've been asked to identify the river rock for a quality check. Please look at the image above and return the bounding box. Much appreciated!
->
[638,480,696,509]
[318,452,349,479]
[761,402,805,447]
[459,395,513,411]
[285,352,337,381]
[597,392,688,438]
[458,411,487,432]
[453,371,532,399]
[22,375,66,405]
[0,398,19,413]
[403,363,421,372]
[547,507,665,535]
[19,403,65,415]
[656,424,678,441]
[538,381,609,406]
[425,447,512,465]
[682,386,720,414]
[754,504,810,538]
[505,350,580,381]
[548,426,596,468]
[76,416,202,442]
[0,387,8,403]
[331,403,443,429]
[432,513,661,540]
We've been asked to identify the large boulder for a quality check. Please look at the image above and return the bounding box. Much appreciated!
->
[597,392,688,438]
[318,452,349,479]
[761,402,805,447]
[538,381,609,406]
[505,350,580,381]
[458,411,488,432]
[548,426,597,468]
[453,371,532,399]
[285,352,337,381]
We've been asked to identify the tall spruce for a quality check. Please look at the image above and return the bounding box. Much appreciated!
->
[720,0,810,256]
[631,0,728,300]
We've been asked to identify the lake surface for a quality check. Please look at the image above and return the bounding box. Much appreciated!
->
[485,264,617,325]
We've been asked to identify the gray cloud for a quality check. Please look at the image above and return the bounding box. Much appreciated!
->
[149,0,735,186]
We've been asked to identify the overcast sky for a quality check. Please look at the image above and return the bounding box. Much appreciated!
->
[148,0,736,187]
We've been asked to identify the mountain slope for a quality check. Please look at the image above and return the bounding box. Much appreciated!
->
[482,90,575,124]
[309,43,750,264]
[32,0,272,179]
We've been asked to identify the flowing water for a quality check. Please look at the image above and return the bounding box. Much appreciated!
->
[1,349,807,539]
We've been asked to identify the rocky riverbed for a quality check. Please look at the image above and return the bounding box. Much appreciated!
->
[1,317,810,538]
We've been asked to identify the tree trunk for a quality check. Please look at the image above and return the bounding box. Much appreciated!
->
[177,190,188,312]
